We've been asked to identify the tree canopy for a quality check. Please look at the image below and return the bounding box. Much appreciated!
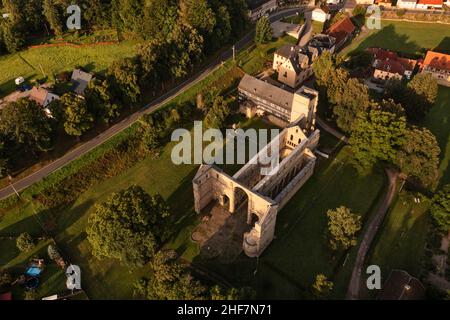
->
[87,185,171,268]
[61,93,94,137]
[395,126,440,188]
[430,185,450,233]
[204,95,230,129]
[327,206,362,250]
[312,274,333,298]
[255,16,272,45]
[350,109,407,171]
[0,98,54,154]
[138,250,207,300]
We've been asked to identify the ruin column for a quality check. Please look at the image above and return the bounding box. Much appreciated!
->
[229,189,236,213]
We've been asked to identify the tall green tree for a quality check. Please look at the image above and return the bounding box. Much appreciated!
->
[395,127,440,189]
[349,109,407,171]
[327,206,362,250]
[255,16,272,45]
[166,23,204,80]
[111,0,145,37]
[312,274,333,298]
[430,185,450,233]
[61,93,94,137]
[330,76,371,133]
[0,19,25,53]
[43,0,64,35]
[142,0,178,41]
[148,250,206,300]
[87,185,170,268]
[405,73,438,120]
[0,98,53,154]
[107,57,142,104]
[85,79,120,124]
[179,0,216,37]
[204,95,230,129]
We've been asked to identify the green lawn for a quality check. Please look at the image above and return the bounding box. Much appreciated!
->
[0,40,140,97]
[343,20,450,57]
[368,192,429,279]
[312,21,325,35]
[281,14,305,25]
[0,238,67,300]
[423,86,450,187]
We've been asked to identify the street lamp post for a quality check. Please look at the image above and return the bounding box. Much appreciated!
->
[8,175,20,198]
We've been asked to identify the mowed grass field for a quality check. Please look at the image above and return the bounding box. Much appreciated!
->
[368,192,430,278]
[343,20,450,57]
[424,86,450,186]
[0,40,140,97]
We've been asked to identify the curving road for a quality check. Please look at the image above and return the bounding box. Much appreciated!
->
[346,168,399,300]
[0,6,309,201]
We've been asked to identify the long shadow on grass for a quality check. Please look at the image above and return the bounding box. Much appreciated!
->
[434,37,450,55]
[354,24,422,57]
[164,166,200,246]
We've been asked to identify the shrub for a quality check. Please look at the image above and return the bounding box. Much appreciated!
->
[16,233,35,252]
[47,244,62,261]
[0,270,12,292]
[396,9,406,17]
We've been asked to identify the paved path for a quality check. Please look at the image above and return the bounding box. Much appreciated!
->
[0,7,307,201]
[346,168,399,300]
[298,14,312,47]
[316,116,349,143]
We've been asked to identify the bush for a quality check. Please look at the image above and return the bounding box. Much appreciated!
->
[16,233,35,252]
[0,270,12,292]
[47,244,62,261]
[396,9,406,17]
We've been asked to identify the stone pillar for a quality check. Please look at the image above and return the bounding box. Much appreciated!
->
[229,190,236,213]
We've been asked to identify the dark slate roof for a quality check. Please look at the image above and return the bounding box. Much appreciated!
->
[378,270,426,300]
[238,74,294,111]
[71,69,93,96]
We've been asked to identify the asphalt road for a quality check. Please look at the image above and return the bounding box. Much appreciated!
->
[346,168,399,300]
[0,6,307,201]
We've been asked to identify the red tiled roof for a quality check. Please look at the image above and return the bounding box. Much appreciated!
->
[0,292,12,300]
[29,87,49,106]
[326,17,355,45]
[423,50,450,71]
[417,0,443,5]
[367,48,417,74]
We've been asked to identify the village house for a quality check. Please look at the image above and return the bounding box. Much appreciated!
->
[374,0,393,6]
[71,69,93,97]
[367,48,417,82]
[247,0,278,21]
[273,34,336,88]
[325,16,355,50]
[29,86,59,108]
[238,74,319,128]
[378,270,426,300]
[355,0,374,4]
[28,86,60,116]
[415,0,444,9]
[421,50,450,87]
[396,0,418,8]
[311,8,330,23]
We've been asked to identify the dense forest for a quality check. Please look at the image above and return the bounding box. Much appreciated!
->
[0,0,249,54]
